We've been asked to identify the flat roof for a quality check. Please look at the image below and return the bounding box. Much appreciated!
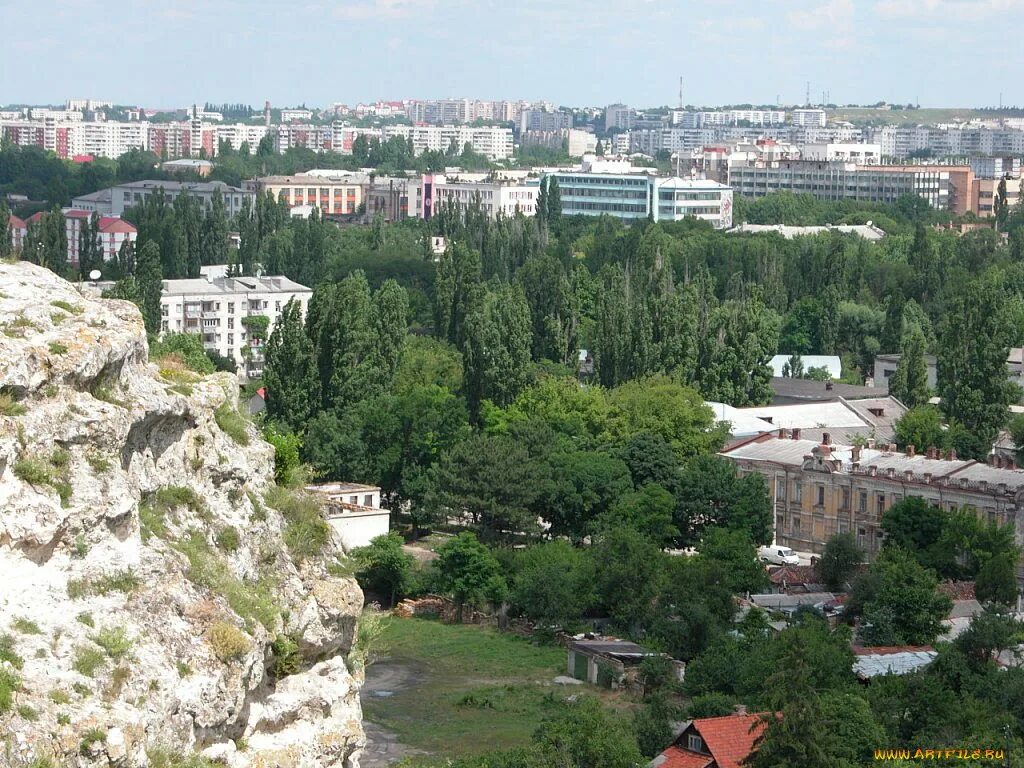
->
[162,274,311,296]
[116,180,249,194]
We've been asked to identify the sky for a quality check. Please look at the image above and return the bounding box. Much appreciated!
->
[2,0,1024,110]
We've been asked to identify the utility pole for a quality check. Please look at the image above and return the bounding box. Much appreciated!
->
[805,81,811,106]
[678,76,683,110]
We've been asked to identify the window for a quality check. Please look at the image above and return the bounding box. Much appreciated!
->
[776,478,786,500]
[858,491,868,513]
[792,516,802,533]
[364,494,373,506]
[876,494,886,515]
[841,488,850,510]
[228,302,235,314]
[793,481,802,504]
[857,527,867,547]
[816,485,825,506]
[687,734,703,753]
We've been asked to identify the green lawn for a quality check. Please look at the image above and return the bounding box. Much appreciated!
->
[363,617,578,757]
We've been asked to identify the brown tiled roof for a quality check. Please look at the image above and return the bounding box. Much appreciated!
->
[654,747,713,768]
[767,565,819,586]
[693,714,771,768]
[937,581,976,600]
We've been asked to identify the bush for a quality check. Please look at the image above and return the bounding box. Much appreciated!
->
[48,689,71,704]
[265,486,330,562]
[48,341,68,355]
[150,333,215,374]
[73,645,106,677]
[13,457,53,486]
[0,634,23,669]
[91,626,132,660]
[141,486,207,542]
[270,633,302,677]
[0,391,27,417]
[50,300,83,315]
[0,668,19,713]
[215,404,250,445]
[207,622,250,662]
[264,426,303,486]
[12,617,41,635]
[215,526,240,553]
[79,728,107,755]
[87,452,112,473]
[67,570,140,599]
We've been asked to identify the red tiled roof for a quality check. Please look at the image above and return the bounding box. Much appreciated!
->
[937,581,975,600]
[9,214,26,228]
[692,714,770,768]
[98,217,137,234]
[27,212,45,223]
[655,746,713,768]
[853,645,935,655]
[63,209,91,219]
[767,565,818,585]
[256,387,266,399]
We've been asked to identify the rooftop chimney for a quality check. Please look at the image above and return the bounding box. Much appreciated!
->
[734,704,748,716]
[779,428,789,439]
[822,432,832,445]
[825,381,834,391]
[866,439,875,449]
[851,445,861,463]
[792,428,801,440]
[927,446,937,460]
[906,444,916,458]
[949,448,957,461]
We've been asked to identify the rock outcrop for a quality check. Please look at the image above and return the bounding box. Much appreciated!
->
[0,263,365,767]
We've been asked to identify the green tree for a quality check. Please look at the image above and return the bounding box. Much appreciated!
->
[263,298,319,432]
[352,533,414,607]
[697,527,769,595]
[893,406,948,453]
[0,201,11,260]
[135,240,162,333]
[508,540,592,626]
[434,241,482,347]
[817,533,863,592]
[858,547,952,646]
[590,526,666,632]
[427,434,542,542]
[433,532,508,615]
[674,455,772,547]
[995,177,1009,232]
[594,483,679,548]
[545,176,562,232]
[975,553,1019,606]
[937,278,1020,458]
[532,697,644,768]
[889,324,930,408]
[462,283,532,419]
[538,450,633,542]
[200,189,229,265]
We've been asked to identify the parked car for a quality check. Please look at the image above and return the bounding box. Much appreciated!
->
[758,545,800,565]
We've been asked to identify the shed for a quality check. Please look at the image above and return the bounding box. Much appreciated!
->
[566,638,683,689]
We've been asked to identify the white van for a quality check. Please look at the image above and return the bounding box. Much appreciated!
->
[758,545,800,565]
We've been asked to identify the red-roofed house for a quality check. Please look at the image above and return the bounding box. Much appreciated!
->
[8,214,27,251]
[63,209,137,266]
[650,713,772,768]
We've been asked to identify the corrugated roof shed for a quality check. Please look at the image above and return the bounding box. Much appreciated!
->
[853,647,937,678]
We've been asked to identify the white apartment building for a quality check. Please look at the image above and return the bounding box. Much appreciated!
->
[249,174,368,215]
[214,123,270,153]
[605,104,635,132]
[408,173,537,220]
[280,108,314,122]
[801,143,882,164]
[62,210,137,266]
[71,121,148,158]
[791,108,827,128]
[382,124,514,160]
[160,273,313,380]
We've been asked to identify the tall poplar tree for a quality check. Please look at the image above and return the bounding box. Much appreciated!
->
[264,298,319,432]
[889,324,930,409]
[135,240,163,334]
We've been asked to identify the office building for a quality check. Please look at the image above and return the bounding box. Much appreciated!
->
[364,177,410,222]
[159,273,313,380]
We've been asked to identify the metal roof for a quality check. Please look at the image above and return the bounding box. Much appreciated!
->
[853,648,937,678]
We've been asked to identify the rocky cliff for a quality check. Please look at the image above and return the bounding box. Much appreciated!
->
[0,263,365,767]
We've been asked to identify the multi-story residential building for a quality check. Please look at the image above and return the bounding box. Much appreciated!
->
[801,143,882,164]
[274,123,331,153]
[62,210,137,266]
[363,176,410,222]
[248,174,367,216]
[381,124,514,160]
[722,433,1024,580]
[697,110,787,127]
[214,123,270,153]
[544,170,733,227]
[159,273,312,380]
[7,214,27,252]
[330,124,383,154]
[518,109,573,134]
[629,128,718,156]
[791,108,827,128]
[407,173,537,220]
[522,128,598,157]
[604,104,635,132]
[280,108,314,122]
[970,156,1021,179]
[110,181,253,218]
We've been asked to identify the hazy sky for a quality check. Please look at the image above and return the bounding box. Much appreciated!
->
[2,0,1023,110]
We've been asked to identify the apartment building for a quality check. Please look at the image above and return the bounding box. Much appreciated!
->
[791,108,827,128]
[522,128,597,157]
[604,104,635,132]
[249,174,367,216]
[407,173,537,220]
[214,123,270,153]
[7,215,27,251]
[722,433,1024,571]
[62,210,137,266]
[518,109,573,134]
[381,125,514,160]
[160,274,312,380]
[693,110,787,127]
[110,181,253,218]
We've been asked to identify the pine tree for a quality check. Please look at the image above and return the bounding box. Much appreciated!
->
[135,240,163,334]
[264,298,319,432]
[1,202,13,260]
